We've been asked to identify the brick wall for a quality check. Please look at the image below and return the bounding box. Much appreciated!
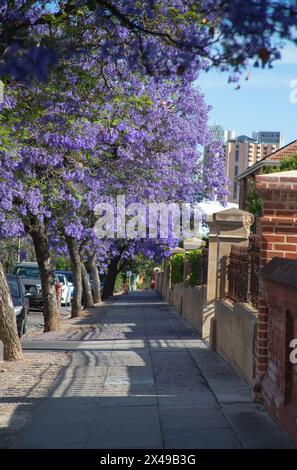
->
[261,266,297,443]
[256,172,297,377]
[256,171,297,443]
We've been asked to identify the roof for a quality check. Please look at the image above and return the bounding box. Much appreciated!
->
[236,139,297,181]
[14,262,38,267]
[228,135,256,143]
[263,139,297,162]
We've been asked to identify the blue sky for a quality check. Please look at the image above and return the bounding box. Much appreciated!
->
[197,43,297,145]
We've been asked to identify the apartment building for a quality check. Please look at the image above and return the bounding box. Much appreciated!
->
[225,131,283,203]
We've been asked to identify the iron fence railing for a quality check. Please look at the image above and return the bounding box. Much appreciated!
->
[227,239,260,308]
[227,246,249,303]
[249,236,260,308]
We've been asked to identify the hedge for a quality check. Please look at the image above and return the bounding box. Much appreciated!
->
[187,249,203,287]
[171,253,184,284]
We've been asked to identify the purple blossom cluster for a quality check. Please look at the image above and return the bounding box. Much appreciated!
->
[0,52,228,268]
[0,1,296,84]
[0,1,242,277]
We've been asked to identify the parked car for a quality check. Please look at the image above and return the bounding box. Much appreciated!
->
[7,273,30,337]
[55,269,86,303]
[13,262,43,309]
[13,261,62,310]
[56,270,74,299]
[55,272,72,306]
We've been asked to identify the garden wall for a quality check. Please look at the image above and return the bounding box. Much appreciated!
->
[168,283,207,336]
[181,285,206,335]
[169,283,183,315]
[216,300,258,384]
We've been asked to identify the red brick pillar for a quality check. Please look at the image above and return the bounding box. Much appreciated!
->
[256,171,297,380]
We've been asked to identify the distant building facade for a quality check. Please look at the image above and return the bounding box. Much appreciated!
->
[225,131,283,203]
[236,139,297,210]
[208,124,225,143]
[252,131,284,147]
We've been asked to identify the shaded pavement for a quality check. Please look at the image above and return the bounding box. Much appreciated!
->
[15,290,294,449]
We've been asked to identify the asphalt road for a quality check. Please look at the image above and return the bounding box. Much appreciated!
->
[26,306,71,334]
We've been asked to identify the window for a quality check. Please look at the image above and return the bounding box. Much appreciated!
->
[235,150,239,162]
[57,274,66,284]
[15,267,40,278]
[8,279,20,298]
[64,272,74,283]
[234,166,238,176]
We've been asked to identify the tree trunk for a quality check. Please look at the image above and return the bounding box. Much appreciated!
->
[102,257,119,300]
[81,262,94,308]
[87,251,101,304]
[0,261,23,361]
[66,236,83,318]
[28,220,60,332]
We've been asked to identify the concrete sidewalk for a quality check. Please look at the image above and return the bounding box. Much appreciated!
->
[14,291,294,449]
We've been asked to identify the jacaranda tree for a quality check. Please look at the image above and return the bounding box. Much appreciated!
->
[1,0,297,360]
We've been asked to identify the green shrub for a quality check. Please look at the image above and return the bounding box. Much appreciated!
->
[171,254,184,284]
[114,272,125,292]
[245,155,297,220]
[280,153,297,171]
[54,256,71,271]
[246,180,262,216]
[187,249,203,287]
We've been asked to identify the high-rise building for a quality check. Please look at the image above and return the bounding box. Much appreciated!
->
[209,124,225,142]
[225,131,283,203]
[224,130,236,142]
[252,131,284,147]
[203,124,226,201]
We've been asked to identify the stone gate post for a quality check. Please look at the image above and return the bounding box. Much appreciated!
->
[206,208,253,348]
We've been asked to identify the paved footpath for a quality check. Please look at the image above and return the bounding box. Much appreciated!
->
[15,291,294,449]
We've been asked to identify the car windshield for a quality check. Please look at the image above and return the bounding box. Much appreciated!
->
[57,274,65,284]
[8,279,20,298]
[15,267,40,278]
[64,272,73,283]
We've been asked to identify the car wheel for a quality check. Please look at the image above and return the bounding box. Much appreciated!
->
[17,319,23,338]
